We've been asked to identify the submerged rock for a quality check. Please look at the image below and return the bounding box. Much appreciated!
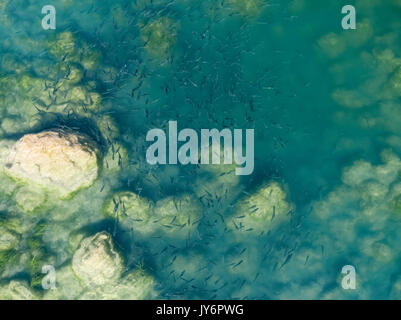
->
[14,186,46,213]
[0,280,38,300]
[140,17,178,60]
[104,191,155,235]
[154,194,202,237]
[317,33,346,58]
[72,232,123,286]
[0,31,107,138]
[0,140,16,198]
[103,142,128,172]
[0,226,19,251]
[4,131,99,198]
[43,263,155,300]
[79,269,155,300]
[227,0,265,17]
[229,181,293,234]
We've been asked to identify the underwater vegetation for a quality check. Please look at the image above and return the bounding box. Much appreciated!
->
[1,0,401,300]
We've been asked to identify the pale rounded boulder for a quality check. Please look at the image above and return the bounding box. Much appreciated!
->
[72,232,123,286]
[4,130,99,198]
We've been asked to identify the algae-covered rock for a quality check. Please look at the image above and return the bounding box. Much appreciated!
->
[389,67,401,94]
[0,140,16,198]
[140,17,178,60]
[0,74,42,136]
[0,140,12,166]
[313,150,401,225]
[0,226,19,251]
[48,32,100,70]
[332,89,371,108]
[14,187,47,213]
[361,239,393,263]
[42,264,84,300]
[318,20,372,59]
[97,115,120,140]
[103,142,128,172]
[229,181,292,234]
[317,33,346,58]
[79,269,155,300]
[72,232,123,286]
[342,150,401,188]
[227,0,264,17]
[4,131,99,198]
[44,264,155,300]
[154,194,202,236]
[0,32,105,138]
[105,192,202,237]
[48,231,155,299]
[0,249,21,278]
[104,191,155,234]
[344,19,373,48]
[0,280,38,300]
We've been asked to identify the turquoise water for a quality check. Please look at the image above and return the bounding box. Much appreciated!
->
[1,0,401,299]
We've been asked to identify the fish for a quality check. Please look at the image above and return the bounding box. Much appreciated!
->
[233,260,243,268]
[280,253,293,269]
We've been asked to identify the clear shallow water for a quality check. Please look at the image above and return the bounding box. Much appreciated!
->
[0,0,401,299]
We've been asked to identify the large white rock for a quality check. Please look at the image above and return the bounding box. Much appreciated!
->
[4,130,98,198]
[43,265,155,300]
[72,232,123,286]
